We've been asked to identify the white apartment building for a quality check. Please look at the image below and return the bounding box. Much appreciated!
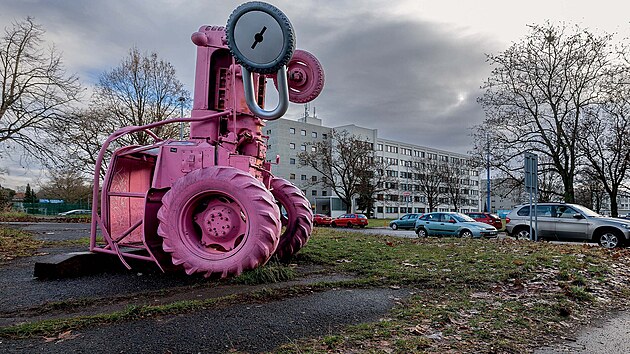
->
[265,113,482,218]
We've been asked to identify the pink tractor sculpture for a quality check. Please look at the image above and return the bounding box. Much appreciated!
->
[89,2,324,278]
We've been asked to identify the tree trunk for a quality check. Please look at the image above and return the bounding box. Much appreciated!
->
[609,188,619,217]
[562,174,575,203]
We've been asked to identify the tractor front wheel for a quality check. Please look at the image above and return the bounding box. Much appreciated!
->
[270,178,313,261]
[157,167,281,278]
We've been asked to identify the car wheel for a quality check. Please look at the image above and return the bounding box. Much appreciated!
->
[598,230,622,249]
[313,221,319,227]
[514,227,532,240]
[331,222,337,228]
[460,229,473,238]
[360,225,366,228]
[346,222,353,228]
[416,227,427,238]
[391,223,398,230]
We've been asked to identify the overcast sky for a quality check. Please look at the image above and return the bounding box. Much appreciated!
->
[1,0,629,189]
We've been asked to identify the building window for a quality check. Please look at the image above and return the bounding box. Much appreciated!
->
[290,158,296,165]
[322,133,327,139]
[377,144,383,151]
[377,206,383,213]
[312,176,317,182]
[385,145,398,153]
[289,127,295,134]
[322,190,327,196]
[300,145,306,151]
[301,174,307,180]
[311,146,316,152]
[386,207,398,213]
[266,129,271,134]
[385,157,398,165]
[301,129,306,136]
[312,132,317,138]
[290,173,295,180]
[289,143,295,149]
[312,190,317,196]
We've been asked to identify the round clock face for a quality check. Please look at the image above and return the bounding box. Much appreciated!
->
[227,2,295,74]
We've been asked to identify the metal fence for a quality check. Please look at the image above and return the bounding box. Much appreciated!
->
[13,202,91,215]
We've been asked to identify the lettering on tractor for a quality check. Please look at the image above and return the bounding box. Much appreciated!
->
[89,2,325,278]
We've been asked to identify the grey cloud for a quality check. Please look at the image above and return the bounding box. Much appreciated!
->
[0,0,502,187]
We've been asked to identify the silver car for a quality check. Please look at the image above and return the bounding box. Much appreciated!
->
[505,203,630,248]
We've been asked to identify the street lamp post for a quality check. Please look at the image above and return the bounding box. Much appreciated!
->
[486,131,491,213]
[178,96,186,140]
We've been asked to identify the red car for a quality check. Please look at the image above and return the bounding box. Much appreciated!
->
[331,213,369,228]
[466,212,503,230]
[313,214,333,226]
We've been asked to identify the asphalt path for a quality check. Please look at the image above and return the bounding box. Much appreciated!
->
[1,287,406,353]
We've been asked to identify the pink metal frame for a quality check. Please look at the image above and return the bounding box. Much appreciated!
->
[89,111,230,269]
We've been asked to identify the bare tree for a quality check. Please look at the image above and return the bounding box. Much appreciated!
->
[575,169,607,213]
[441,159,471,212]
[412,158,445,212]
[0,18,81,162]
[92,47,189,146]
[37,168,92,204]
[51,108,116,178]
[0,184,16,210]
[298,130,381,213]
[355,159,393,218]
[54,48,190,176]
[578,96,630,216]
[475,22,616,203]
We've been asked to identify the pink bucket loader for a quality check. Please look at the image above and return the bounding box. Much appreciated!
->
[89,2,325,278]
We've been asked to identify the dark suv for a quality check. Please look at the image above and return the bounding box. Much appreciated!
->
[505,203,630,248]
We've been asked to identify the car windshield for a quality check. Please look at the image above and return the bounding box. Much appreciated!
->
[571,204,601,217]
[452,213,476,222]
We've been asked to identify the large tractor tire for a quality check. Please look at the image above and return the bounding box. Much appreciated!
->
[270,177,313,261]
[157,167,281,278]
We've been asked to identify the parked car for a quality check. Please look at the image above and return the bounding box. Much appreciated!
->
[505,202,630,248]
[313,214,333,226]
[389,213,421,230]
[331,213,369,228]
[414,212,498,238]
[58,209,91,216]
[466,212,503,230]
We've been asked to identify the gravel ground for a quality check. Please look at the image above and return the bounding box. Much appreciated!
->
[535,311,630,354]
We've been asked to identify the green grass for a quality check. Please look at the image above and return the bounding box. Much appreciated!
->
[231,261,296,285]
[366,218,395,228]
[277,229,625,352]
[0,226,43,261]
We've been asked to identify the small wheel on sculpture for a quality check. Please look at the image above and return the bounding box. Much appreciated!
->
[270,177,313,261]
